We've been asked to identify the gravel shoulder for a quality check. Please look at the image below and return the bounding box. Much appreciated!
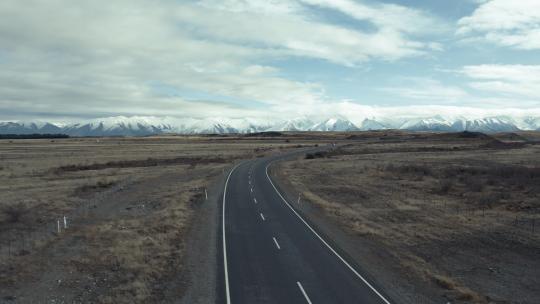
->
[178,165,233,304]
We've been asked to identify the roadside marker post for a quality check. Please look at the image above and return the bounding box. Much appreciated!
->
[57,220,61,234]
[205,188,208,200]
[63,216,67,229]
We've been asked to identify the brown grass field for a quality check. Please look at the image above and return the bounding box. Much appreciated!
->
[2,131,539,303]
[0,134,321,303]
[276,131,540,303]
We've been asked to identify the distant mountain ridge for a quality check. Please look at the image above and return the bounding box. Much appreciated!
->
[1,115,540,136]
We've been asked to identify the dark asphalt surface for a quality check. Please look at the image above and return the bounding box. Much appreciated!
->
[220,150,392,304]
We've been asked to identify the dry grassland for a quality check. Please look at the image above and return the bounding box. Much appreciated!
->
[277,131,540,303]
[0,134,313,303]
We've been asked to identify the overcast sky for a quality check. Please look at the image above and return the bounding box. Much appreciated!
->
[1,0,540,121]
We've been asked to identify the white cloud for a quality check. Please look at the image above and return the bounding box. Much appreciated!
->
[380,78,469,103]
[0,0,446,120]
[282,101,540,125]
[7,0,537,124]
[300,0,445,35]
[374,70,540,110]
[183,0,442,65]
[198,0,301,14]
[462,64,540,99]
[457,0,540,49]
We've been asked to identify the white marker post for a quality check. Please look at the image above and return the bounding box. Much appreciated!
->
[63,216,67,229]
[297,194,301,204]
[57,220,61,234]
[205,188,208,200]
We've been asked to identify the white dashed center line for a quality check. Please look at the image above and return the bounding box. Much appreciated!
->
[260,213,265,221]
[272,237,281,250]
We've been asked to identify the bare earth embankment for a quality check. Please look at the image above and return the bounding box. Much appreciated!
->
[0,134,318,303]
[274,131,540,304]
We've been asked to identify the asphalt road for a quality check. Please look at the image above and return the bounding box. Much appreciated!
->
[220,150,393,304]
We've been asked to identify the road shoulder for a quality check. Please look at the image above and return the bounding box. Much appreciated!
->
[178,167,232,304]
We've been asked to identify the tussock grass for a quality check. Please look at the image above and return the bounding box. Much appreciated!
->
[54,156,230,173]
[433,275,487,303]
[1,136,316,302]
[1,203,28,224]
[278,134,540,302]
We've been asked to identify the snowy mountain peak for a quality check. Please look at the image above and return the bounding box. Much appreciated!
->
[399,116,454,131]
[311,117,359,131]
[268,117,315,132]
[360,118,390,130]
[1,115,540,136]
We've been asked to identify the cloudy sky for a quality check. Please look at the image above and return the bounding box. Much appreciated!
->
[1,0,540,122]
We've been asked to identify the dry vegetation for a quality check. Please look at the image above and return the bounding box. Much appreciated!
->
[0,134,318,303]
[277,131,540,303]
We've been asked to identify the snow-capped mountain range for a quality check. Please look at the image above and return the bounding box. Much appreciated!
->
[1,115,540,136]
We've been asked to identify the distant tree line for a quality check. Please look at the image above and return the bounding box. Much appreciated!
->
[0,134,70,139]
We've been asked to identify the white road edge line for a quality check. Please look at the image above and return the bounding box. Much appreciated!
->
[223,162,243,304]
[297,282,313,304]
[260,213,265,221]
[254,198,257,204]
[266,164,392,304]
[272,237,281,250]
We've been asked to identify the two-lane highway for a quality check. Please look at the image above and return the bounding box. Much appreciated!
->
[221,151,392,304]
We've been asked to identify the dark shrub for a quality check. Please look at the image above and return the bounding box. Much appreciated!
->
[435,180,453,195]
[2,203,27,223]
[305,151,328,159]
